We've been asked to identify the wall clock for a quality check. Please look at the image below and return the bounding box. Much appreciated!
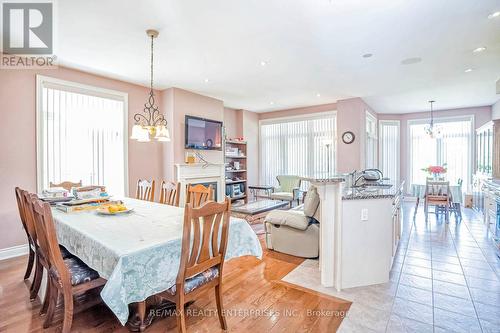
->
[342,131,355,144]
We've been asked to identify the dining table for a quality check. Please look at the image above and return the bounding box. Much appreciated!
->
[411,183,463,205]
[51,197,263,329]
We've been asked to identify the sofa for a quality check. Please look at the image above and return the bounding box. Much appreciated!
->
[264,185,320,258]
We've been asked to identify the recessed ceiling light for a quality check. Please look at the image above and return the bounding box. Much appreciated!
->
[464,68,474,73]
[316,93,321,97]
[260,60,268,66]
[204,78,210,83]
[488,11,500,19]
[362,53,373,58]
[269,101,274,105]
[401,57,422,65]
[473,46,487,53]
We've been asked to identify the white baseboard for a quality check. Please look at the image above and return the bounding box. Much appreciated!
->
[0,244,29,261]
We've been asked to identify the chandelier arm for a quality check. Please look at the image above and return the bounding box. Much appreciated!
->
[153,115,167,126]
[142,102,153,124]
[134,113,149,125]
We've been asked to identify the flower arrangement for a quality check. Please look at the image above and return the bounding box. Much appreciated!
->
[421,164,447,176]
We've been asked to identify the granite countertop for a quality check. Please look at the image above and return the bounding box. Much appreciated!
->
[342,181,405,200]
[482,179,500,195]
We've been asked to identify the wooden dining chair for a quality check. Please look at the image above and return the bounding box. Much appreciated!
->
[448,179,463,220]
[424,180,451,223]
[49,180,82,191]
[14,187,35,281]
[29,197,106,333]
[159,198,231,333]
[159,180,181,206]
[21,190,74,302]
[136,179,155,201]
[186,183,213,208]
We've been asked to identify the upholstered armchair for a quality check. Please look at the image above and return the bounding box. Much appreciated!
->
[270,175,302,207]
[264,186,320,258]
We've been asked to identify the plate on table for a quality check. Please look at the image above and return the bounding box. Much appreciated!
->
[96,205,134,215]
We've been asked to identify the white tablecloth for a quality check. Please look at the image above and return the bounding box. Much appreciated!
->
[411,184,463,204]
[52,198,263,325]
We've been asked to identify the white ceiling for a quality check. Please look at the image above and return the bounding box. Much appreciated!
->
[57,0,500,114]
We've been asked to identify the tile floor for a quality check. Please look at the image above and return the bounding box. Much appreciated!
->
[282,202,500,332]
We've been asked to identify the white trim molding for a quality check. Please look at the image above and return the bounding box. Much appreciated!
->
[36,75,129,195]
[0,244,29,261]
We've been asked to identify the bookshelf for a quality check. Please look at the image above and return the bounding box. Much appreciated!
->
[225,140,248,203]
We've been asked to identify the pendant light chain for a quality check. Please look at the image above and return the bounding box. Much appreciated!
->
[150,34,154,93]
[430,100,434,127]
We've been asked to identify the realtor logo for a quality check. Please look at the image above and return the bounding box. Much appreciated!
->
[2,2,53,54]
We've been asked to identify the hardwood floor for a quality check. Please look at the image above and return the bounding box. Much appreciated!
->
[0,237,350,332]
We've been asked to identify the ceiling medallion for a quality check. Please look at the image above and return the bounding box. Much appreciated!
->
[130,29,170,142]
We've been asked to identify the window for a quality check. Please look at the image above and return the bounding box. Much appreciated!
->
[259,112,336,187]
[408,116,473,191]
[379,120,400,183]
[36,76,128,195]
[365,112,378,169]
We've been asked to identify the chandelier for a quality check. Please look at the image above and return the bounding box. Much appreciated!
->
[424,100,441,139]
[130,29,170,142]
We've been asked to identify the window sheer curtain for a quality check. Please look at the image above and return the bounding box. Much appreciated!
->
[379,120,400,183]
[38,80,127,195]
[409,117,472,191]
[260,114,336,188]
[365,112,378,169]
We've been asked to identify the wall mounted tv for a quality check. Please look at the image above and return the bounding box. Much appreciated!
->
[185,115,223,150]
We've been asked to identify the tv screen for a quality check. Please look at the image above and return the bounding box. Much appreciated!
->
[185,116,223,150]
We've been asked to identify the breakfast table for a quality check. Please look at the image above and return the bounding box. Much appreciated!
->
[411,183,463,204]
[51,198,263,329]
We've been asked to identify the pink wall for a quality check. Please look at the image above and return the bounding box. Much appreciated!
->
[492,99,500,120]
[171,88,224,165]
[223,107,243,138]
[0,67,164,249]
[160,87,225,182]
[378,106,492,189]
[242,110,260,185]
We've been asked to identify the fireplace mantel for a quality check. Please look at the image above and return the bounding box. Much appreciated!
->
[175,163,225,206]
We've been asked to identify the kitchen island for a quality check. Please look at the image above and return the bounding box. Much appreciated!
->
[306,177,404,290]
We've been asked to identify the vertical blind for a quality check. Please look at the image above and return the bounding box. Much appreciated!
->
[260,114,336,188]
[379,120,400,183]
[409,118,472,191]
[365,112,378,169]
[38,82,126,195]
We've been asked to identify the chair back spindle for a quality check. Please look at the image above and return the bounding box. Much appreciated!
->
[15,187,29,234]
[159,181,180,206]
[136,179,155,201]
[30,198,71,285]
[186,184,213,208]
[177,199,231,285]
